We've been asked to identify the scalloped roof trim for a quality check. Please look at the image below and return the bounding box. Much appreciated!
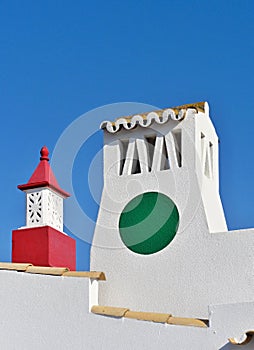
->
[101,102,207,133]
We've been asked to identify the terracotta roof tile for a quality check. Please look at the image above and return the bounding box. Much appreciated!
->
[25,266,69,276]
[91,305,208,328]
[63,271,106,280]
[91,305,129,317]
[0,262,105,280]
[125,310,171,323]
[229,331,254,345]
[101,102,207,133]
[0,262,32,271]
[167,316,207,328]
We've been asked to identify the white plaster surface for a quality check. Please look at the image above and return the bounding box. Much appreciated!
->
[0,270,253,349]
[91,104,254,319]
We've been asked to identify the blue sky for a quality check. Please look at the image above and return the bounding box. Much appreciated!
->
[1,0,254,270]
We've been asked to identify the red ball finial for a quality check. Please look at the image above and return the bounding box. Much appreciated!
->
[40,146,49,161]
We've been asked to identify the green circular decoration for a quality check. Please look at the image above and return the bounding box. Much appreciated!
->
[119,192,179,255]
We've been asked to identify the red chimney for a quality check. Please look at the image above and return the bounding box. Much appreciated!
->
[12,146,76,270]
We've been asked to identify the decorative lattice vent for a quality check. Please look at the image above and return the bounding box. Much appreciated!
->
[27,192,42,225]
[26,189,63,231]
[47,191,62,230]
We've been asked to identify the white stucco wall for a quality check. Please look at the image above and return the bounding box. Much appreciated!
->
[0,270,253,350]
[91,105,254,319]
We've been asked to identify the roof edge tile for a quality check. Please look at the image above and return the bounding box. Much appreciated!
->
[63,271,106,280]
[91,304,208,328]
[25,266,69,276]
[125,310,171,323]
[91,305,129,317]
[0,262,32,271]
[0,262,105,279]
[101,102,207,133]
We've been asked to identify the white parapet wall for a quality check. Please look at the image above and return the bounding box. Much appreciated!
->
[0,268,253,349]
